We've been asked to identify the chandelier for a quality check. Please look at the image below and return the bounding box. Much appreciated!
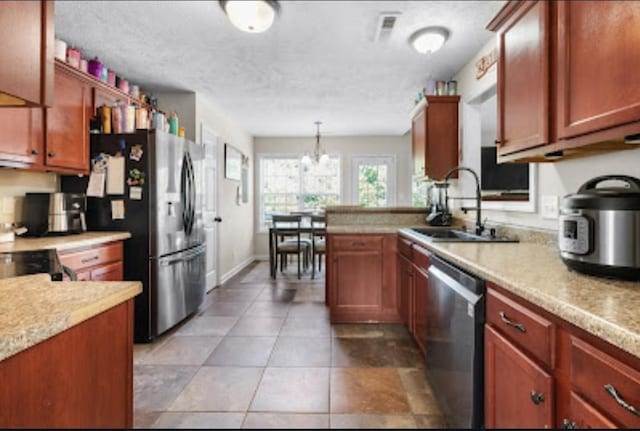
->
[302,121,329,166]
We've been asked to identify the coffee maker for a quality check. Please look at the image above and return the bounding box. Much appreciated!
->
[426,182,452,226]
[22,193,87,237]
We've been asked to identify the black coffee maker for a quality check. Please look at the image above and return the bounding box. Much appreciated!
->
[426,182,452,226]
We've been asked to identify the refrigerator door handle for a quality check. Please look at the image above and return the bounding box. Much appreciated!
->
[158,244,206,266]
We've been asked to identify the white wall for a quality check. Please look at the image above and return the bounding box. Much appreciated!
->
[196,94,254,280]
[453,39,640,231]
[156,92,197,142]
[253,134,411,256]
[0,169,58,224]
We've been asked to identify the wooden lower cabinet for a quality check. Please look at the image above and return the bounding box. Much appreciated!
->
[59,240,124,281]
[397,253,413,327]
[485,324,554,428]
[327,234,399,323]
[412,265,428,356]
[0,299,134,428]
[565,392,618,429]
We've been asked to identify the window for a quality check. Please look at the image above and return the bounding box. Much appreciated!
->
[351,156,395,207]
[259,155,340,229]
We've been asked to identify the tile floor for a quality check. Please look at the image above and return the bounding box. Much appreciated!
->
[133,261,445,429]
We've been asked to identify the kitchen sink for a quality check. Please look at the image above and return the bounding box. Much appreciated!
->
[409,228,519,243]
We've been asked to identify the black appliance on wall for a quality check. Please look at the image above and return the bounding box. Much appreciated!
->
[62,129,206,342]
[481,146,529,194]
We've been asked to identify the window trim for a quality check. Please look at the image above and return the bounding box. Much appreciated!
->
[350,155,397,207]
[257,153,341,233]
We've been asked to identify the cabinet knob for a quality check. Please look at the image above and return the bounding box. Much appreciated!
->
[530,390,545,405]
[31,149,40,155]
[494,139,502,145]
[562,419,577,429]
[48,151,56,158]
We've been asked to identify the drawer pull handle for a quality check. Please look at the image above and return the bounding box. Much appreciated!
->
[499,311,526,333]
[530,390,544,405]
[81,256,100,264]
[605,384,640,417]
[562,419,577,429]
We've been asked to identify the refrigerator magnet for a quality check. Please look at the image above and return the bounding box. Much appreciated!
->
[129,186,143,200]
[127,168,145,186]
[111,200,125,220]
[130,144,143,162]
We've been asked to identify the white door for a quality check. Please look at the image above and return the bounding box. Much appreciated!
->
[351,155,396,207]
[201,124,220,292]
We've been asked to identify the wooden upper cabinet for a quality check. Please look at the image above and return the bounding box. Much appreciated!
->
[0,1,54,107]
[556,1,640,139]
[490,0,550,156]
[45,67,91,173]
[411,96,460,180]
[0,108,44,167]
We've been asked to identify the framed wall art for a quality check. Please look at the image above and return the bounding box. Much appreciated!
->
[224,143,242,181]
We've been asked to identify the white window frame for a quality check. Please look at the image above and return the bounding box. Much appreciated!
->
[257,153,341,233]
[350,155,396,207]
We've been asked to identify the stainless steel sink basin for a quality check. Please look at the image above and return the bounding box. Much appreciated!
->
[409,228,519,243]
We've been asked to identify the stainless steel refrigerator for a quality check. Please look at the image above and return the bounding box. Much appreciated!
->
[62,130,206,342]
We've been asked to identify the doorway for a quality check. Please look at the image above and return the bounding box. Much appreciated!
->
[201,124,220,291]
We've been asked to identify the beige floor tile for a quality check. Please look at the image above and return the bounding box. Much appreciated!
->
[397,368,442,415]
[137,336,222,366]
[227,316,285,336]
[414,414,448,428]
[169,366,263,412]
[280,316,332,337]
[205,336,277,367]
[330,368,411,414]
[268,336,331,367]
[151,412,245,429]
[175,316,239,337]
[199,301,251,317]
[330,414,417,429]
[242,413,329,429]
[250,367,330,413]
[245,300,291,317]
[134,365,199,412]
[133,411,161,429]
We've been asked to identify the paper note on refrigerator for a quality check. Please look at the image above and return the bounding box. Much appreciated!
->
[86,171,105,197]
[111,200,125,220]
[106,156,125,195]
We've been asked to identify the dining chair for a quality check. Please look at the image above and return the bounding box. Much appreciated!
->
[271,214,310,279]
[310,215,326,280]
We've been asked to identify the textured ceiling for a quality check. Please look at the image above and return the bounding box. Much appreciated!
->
[55,0,505,137]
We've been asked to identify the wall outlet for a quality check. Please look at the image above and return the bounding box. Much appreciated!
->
[541,195,559,219]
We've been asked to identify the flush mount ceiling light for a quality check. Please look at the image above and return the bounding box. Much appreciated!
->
[219,0,280,33]
[302,121,329,166]
[409,27,449,54]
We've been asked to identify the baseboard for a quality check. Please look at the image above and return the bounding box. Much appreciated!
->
[220,256,258,285]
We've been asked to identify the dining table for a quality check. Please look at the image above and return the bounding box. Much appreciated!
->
[268,218,325,279]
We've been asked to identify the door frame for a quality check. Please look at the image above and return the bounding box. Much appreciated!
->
[201,123,220,291]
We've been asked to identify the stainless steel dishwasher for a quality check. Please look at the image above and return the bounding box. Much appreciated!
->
[427,255,485,429]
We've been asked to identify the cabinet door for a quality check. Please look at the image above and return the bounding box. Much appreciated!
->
[398,254,413,327]
[412,107,426,176]
[496,0,550,156]
[562,392,618,429]
[413,266,428,356]
[556,1,640,139]
[425,96,460,180]
[485,324,554,428]
[91,261,123,281]
[0,108,43,166]
[45,68,90,173]
[0,1,54,107]
[330,250,382,321]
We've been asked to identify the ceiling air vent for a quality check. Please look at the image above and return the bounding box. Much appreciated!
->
[373,12,401,42]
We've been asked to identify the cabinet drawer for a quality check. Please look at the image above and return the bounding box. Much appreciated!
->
[412,244,431,270]
[567,391,618,429]
[91,261,123,281]
[397,237,413,259]
[570,337,640,429]
[331,235,383,251]
[59,241,123,272]
[486,287,555,368]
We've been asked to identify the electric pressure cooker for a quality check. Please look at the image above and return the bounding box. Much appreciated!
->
[559,175,640,280]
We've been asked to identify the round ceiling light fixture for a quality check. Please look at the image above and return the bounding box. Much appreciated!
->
[219,0,280,33]
[409,27,450,54]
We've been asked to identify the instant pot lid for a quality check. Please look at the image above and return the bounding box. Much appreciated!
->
[563,175,640,210]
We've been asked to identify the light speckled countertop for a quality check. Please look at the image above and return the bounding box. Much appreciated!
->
[398,228,640,359]
[0,231,131,253]
[327,224,463,235]
[0,273,141,362]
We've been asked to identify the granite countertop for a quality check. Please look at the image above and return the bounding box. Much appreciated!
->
[398,228,640,359]
[327,224,463,235]
[0,231,131,253]
[0,273,141,362]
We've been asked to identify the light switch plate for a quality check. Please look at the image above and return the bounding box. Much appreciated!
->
[541,195,559,219]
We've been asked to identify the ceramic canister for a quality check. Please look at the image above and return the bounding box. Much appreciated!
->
[66,47,81,68]
[79,59,88,73]
[107,70,116,86]
[54,39,67,61]
[87,57,103,79]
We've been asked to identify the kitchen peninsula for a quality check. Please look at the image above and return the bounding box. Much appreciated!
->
[0,231,141,428]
